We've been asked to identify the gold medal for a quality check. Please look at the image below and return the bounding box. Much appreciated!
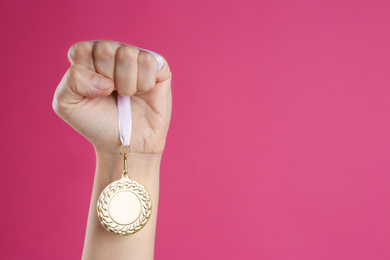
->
[97,145,152,235]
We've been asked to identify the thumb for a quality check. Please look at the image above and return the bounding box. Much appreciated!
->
[52,64,114,117]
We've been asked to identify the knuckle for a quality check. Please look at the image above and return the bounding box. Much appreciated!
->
[139,52,157,69]
[162,56,172,75]
[67,43,78,61]
[52,95,66,118]
[52,86,66,117]
[52,95,60,115]
[94,41,115,60]
[68,41,91,61]
[117,45,140,64]
[52,95,70,121]
[67,64,82,84]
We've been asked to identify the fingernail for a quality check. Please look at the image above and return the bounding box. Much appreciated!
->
[92,76,112,90]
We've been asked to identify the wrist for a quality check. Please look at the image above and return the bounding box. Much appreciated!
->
[93,140,166,161]
[94,147,161,178]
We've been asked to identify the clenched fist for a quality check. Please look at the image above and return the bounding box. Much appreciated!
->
[52,40,172,157]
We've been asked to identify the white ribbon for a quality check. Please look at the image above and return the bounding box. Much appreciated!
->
[89,40,164,146]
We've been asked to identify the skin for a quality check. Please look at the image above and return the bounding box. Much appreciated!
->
[52,40,172,260]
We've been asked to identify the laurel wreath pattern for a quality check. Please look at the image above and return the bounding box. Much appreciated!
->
[97,176,152,236]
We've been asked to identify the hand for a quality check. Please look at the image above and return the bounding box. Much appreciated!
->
[52,40,172,157]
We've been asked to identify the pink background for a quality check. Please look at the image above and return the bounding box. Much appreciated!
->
[1,0,390,259]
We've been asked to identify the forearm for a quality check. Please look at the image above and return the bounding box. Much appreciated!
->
[82,149,162,260]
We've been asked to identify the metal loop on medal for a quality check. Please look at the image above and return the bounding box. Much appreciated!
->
[120,145,131,177]
[119,145,131,156]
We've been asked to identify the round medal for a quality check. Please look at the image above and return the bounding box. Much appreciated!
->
[97,174,152,236]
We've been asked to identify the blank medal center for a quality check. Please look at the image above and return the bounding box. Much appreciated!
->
[109,191,141,225]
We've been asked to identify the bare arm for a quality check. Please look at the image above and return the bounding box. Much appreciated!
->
[52,40,172,260]
[82,151,161,260]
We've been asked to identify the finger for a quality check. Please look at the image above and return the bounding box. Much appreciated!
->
[137,50,158,93]
[156,55,172,83]
[53,64,114,114]
[114,45,140,96]
[67,41,95,71]
[92,40,121,80]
